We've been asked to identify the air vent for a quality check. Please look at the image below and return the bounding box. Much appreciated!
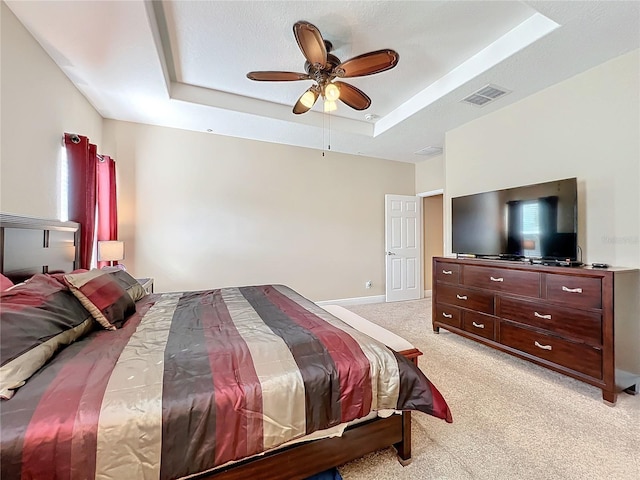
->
[414,146,443,157]
[461,84,511,107]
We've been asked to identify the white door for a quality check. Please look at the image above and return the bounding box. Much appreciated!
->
[385,195,422,302]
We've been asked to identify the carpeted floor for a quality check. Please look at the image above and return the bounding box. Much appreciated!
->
[337,297,640,480]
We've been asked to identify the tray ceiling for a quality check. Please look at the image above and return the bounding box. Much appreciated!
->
[6,1,640,163]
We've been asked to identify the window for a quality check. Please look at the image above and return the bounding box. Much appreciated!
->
[521,201,541,257]
[60,145,69,222]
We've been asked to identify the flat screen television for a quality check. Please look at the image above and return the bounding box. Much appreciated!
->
[451,177,578,261]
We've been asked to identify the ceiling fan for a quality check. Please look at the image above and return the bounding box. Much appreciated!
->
[247,21,399,115]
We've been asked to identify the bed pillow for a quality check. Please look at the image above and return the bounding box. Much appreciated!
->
[50,268,89,282]
[101,266,147,302]
[63,269,135,330]
[1,273,14,291]
[0,274,94,400]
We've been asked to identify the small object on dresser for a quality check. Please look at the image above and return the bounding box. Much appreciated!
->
[136,277,154,294]
[592,263,609,268]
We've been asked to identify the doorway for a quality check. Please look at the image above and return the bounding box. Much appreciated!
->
[422,194,443,292]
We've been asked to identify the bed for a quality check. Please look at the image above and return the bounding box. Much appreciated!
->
[0,213,452,480]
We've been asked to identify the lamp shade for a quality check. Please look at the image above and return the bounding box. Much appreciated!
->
[324,83,340,102]
[323,100,337,112]
[97,240,124,262]
[300,90,317,108]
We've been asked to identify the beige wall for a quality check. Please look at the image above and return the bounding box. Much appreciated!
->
[102,120,415,301]
[0,2,103,218]
[445,49,640,270]
[417,157,444,290]
[415,155,444,194]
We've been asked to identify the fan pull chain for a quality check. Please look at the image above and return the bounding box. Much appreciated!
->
[322,107,325,156]
[322,108,331,157]
[328,110,331,152]
[321,102,333,157]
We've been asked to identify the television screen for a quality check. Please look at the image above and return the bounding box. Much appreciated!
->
[451,178,578,260]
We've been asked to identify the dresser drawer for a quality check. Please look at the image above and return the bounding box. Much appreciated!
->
[437,284,494,315]
[434,304,462,329]
[500,322,602,379]
[462,311,495,341]
[545,274,602,309]
[498,297,602,346]
[435,261,460,284]
[463,265,541,297]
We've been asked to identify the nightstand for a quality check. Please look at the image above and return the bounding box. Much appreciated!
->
[136,277,154,294]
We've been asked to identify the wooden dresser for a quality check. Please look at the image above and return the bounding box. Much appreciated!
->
[432,257,639,404]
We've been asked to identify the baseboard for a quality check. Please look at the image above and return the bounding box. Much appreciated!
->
[317,292,432,307]
[316,295,386,306]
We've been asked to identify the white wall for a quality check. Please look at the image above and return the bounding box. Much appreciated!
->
[102,120,415,301]
[415,155,444,194]
[445,49,640,269]
[0,2,103,218]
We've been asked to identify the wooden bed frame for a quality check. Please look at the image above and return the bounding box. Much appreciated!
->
[0,213,419,480]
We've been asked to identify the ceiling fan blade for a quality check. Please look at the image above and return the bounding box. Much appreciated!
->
[334,82,371,111]
[247,71,310,81]
[335,49,399,78]
[293,87,319,114]
[293,21,327,68]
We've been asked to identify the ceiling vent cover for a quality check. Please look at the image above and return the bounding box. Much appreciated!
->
[461,84,511,107]
[414,146,443,157]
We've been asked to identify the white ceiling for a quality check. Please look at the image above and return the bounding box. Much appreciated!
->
[6,1,640,163]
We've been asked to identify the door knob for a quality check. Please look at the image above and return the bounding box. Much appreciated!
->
[386,252,396,255]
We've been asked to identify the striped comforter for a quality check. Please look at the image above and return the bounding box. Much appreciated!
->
[1,285,451,480]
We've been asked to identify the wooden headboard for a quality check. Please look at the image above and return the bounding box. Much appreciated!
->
[0,213,80,283]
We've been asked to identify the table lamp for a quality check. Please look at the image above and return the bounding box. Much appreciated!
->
[97,240,124,267]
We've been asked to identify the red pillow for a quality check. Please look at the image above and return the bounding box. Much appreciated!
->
[1,273,14,291]
[63,269,135,330]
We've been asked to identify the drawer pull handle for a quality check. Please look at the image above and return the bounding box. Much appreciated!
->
[534,312,552,320]
[534,341,552,351]
[562,286,583,294]
[472,321,485,329]
[456,294,468,300]
[442,270,452,275]
[490,276,504,282]
[442,312,453,318]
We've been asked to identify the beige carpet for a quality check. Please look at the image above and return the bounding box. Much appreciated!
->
[337,298,640,480]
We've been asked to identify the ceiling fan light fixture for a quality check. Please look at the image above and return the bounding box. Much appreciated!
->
[300,90,317,108]
[324,83,340,101]
[247,21,399,115]
[324,100,337,112]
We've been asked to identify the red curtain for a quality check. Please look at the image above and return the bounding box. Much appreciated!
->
[96,155,118,268]
[65,133,97,270]
[64,133,118,270]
